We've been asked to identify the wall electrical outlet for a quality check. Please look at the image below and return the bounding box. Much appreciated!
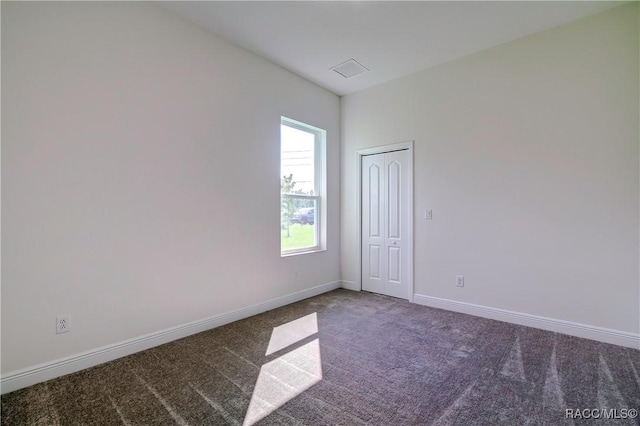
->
[56,316,70,334]
[456,276,464,287]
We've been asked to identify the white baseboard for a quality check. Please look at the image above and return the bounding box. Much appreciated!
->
[0,281,341,395]
[340,280,360,291]
[413,293,640,350]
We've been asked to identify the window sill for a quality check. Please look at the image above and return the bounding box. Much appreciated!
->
[281,248,326,257]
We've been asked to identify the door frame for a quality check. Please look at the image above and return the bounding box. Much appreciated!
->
[356,141,414,302]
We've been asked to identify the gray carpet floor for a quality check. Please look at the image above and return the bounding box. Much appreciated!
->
[2,289,639,425]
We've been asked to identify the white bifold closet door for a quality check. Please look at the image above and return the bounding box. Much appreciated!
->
[362,149,410,300]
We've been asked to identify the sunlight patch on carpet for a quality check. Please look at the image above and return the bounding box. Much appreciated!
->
[243,314,322,425]
[265,312,318,356]
[500,336,526,381]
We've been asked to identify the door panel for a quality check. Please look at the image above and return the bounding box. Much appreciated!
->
[368,164,381,238]
[387,161,401,240]
[369,245,381,279]
[362,149,409,300]
[388,246,401,283]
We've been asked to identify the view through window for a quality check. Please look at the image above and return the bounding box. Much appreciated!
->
[280,117,325,254]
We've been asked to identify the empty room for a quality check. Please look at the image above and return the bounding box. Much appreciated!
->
[2,1,639,425]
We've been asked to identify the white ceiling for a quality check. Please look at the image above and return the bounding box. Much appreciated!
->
[162,1,625,96]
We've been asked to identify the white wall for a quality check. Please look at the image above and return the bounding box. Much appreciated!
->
[341,4,639,334]
[2,2,340,375]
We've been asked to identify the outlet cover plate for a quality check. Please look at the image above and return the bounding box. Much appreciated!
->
[56,316,70,334]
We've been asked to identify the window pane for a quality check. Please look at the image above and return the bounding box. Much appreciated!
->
[281,197,317,251]
[281,124,315,194]
[280,117,324,255]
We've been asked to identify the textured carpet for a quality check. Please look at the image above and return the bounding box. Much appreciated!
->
[2,289,639,425]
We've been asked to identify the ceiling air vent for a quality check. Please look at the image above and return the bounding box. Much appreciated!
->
[331,59,369,78]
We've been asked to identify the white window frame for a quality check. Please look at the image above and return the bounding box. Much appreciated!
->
[280,116,326,256]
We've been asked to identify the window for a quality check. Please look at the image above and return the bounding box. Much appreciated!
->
[280,117,325,255]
